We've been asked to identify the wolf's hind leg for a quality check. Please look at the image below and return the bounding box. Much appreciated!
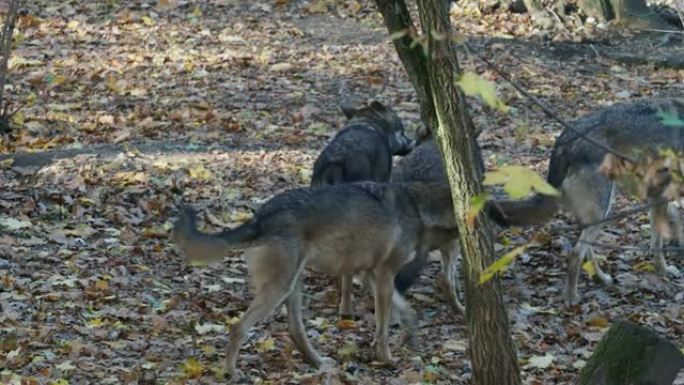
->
[224,244,303,379]
[439,239,465,314]
[287,279,329,367]
[562,168,614,303]
[650,201,681,276]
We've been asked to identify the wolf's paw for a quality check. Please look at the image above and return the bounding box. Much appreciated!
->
[319,357,337,369]
[224,369,247,384]
[596,271,614,286]
[666,264,681,277]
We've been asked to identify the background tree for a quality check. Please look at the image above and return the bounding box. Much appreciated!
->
[0,0,22,134]
[374,1,522,384]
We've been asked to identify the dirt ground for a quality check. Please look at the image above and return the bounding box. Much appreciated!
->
[0,1,683,384]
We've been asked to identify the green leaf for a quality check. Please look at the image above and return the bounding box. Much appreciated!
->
[467,192,489,228]
[456,72,509,112]
[656,106,684,127]
[479,244,528,284]
[389,29,407,41]
[483,165,559,199]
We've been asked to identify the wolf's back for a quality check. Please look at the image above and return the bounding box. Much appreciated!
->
[489,98,684,227]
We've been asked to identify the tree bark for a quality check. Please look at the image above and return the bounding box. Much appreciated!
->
[414,1,522,384]
[578,320,684,385]
[374,0,438,138]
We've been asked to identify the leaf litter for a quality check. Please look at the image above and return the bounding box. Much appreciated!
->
[0,0,682,384]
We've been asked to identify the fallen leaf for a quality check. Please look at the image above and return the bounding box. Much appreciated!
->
[0,216,32,230]
[181,357,204,379]
[255,337,276,352]
[526,353,554,369]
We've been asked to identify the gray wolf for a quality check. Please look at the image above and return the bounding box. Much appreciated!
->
[391,138,465,313]
[488,98,683,303]
[389,134,487,314]
[311,100,415,187]
[171,181,456,380]
[310,100,415,320]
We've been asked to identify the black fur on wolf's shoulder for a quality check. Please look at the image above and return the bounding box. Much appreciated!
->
[311,100,415,187]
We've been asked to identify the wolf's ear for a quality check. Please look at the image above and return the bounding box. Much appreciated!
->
[369,101,388,113]
[339,101,358,119]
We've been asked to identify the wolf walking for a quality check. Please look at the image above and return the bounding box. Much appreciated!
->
[489,98,683,303]
[171,181,457,379]
[311,100,415,319]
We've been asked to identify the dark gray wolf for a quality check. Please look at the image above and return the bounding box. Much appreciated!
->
[311,100,415,319]
[171,181,456,380]
[311,100,415,187]
[390,138,466,313]
[488,98,683,303]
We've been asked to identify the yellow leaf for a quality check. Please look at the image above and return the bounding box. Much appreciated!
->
[0,157,13,168]
[192,6,202,17]
[255,337,276,353]
[582,261,595,279]
[633,261,656,273]
[8,56,43,70]
[456,72,509,112]
[188,165,213,181]
[586,315,609,328]
[106,77,124,94]
[308,0,328,13]
[201,344,216,355]
[113,171,149,186]
[88,318,105,328]
[53,379,70,385]
[466,192,489,229]
[67,20,79,30]
[141,16,155,26]
[479,244,528,284]
[95,279,109,291]
[181,357,204,379]
[337,319,357,329]
[483,165,559,199]
[338,341,359,357]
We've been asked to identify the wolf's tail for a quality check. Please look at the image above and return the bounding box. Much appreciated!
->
[171,206,260,263]
[486,194,561,226]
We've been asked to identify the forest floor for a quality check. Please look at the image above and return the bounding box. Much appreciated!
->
[0,0,683,384]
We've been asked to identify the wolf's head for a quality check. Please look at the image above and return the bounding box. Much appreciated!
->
[340,100,415,156]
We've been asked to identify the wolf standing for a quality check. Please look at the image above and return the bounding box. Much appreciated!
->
[311,100,415,319]
[489,98,683,303]
[171,182,457,380]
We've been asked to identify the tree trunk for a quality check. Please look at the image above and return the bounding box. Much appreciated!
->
[374,0,438,137]
[578,320,684,385]
[414,1,522,384]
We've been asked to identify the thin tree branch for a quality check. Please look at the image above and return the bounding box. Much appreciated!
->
[462,42,636,164]
[577,239,684,253]
[578,197,669,230]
